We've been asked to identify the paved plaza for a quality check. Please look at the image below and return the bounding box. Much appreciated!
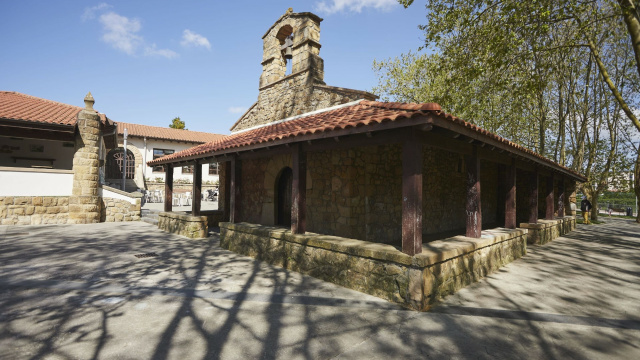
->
[0,218,638,359]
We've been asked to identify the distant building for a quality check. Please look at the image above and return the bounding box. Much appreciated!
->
[0,91,223,225]
[108,122,225,191]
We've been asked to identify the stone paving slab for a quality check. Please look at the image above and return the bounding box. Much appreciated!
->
[0,219,639,359]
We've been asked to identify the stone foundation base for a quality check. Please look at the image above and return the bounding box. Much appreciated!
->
[520,216,576,245]
[158,212,208,239]
[0,196,70,225]
[202,210,226,228]
[220,222,528,311]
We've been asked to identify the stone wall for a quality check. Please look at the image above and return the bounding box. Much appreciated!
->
[230,145,505,246]
[158,212,208,239]
[0,196,70,225]
[220,222,527,311]
[100,197,141,222]
[238,157,270,224]
[520,215,576,245]
[233,76,375,132]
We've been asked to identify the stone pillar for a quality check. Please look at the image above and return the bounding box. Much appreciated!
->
[401,135,423,255]
[466,146,482,238]
[69,92,101,224]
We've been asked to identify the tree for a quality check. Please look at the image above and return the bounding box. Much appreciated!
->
[395,0,640,222]
[169,117,186,129]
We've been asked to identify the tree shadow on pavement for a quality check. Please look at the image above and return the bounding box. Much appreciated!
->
[0,219,639,359]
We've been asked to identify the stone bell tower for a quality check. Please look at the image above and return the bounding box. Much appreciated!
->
[259,8,324,88]
[230,8,376,132]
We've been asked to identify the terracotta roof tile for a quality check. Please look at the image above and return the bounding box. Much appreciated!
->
[148,100,585,181]
[0,91,112,127]
[117,122,225,143]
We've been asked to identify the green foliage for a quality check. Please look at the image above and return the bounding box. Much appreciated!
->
[169,117,186,129]
[381,0,640,220]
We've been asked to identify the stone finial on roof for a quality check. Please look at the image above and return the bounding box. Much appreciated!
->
[285,7,293,15]
[84,92,95,110]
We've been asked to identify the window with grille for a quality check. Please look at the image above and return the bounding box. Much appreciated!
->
[106,149,134,179]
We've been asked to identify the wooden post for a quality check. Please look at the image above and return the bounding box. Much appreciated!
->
[557,177,565,217]
[223,161,231,221]
[505,158,516,229]
[545,173,554,220]
[401,135,423,255]
[164,164,173,212]
[192,160,202,217]
[529,167,538,224]
[291,144,307,234]
[466,146,482,238]
[230,158,241,223]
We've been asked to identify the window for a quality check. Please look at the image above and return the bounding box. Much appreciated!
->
[208,162,219,175]
[106,148,134,179]
[153,149,174,172]
[182,165,194,174]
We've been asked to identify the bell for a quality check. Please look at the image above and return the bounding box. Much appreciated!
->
[283,46,293,60]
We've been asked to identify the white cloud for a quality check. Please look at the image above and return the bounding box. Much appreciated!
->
[82,3,111,21]
[145,44,179,59]
[315,0,398,14]
[181,30,211,50]
[96,10,178,59]
[228,107,247,114]
[99,12,143,55]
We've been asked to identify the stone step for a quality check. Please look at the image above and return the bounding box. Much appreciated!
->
[141,217,158,226]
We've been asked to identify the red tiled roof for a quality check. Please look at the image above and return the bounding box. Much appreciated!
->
[117,122,225,143]
[0,91,112,127]
[0,91,81,126]
[148,100,586,181]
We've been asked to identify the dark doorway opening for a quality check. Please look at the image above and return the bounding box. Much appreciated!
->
[276,167,293,227]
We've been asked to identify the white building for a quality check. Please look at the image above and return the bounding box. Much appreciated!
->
[105,122,225,191]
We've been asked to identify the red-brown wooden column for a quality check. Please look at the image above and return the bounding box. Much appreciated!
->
[528,167,539,223]
[223,161,231,221]
[192,160,202,216]
[557,177,565,217]
[466,146,482,238]
[291,144,307,234]
[164,164,173,212]
[545,173,554,220]
[505,158,516,229]
[401,135,423,255]
[230,158,241,223]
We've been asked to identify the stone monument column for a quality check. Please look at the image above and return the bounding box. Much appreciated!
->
[69,92,101,224]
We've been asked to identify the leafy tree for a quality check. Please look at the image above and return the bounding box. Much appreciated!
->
[169,117,186,129]
[389,0,640,221]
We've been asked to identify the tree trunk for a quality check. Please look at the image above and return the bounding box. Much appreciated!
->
[617,0,640,79]
[635,149,640,223]
[591,191,599,222]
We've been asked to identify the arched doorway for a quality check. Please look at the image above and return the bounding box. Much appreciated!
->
[275,167,293,227]
[106,148,135,180]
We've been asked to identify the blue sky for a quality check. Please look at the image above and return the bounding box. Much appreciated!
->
[0,0,427,134]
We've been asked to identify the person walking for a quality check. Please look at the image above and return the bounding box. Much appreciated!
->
[581,196,592,224]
